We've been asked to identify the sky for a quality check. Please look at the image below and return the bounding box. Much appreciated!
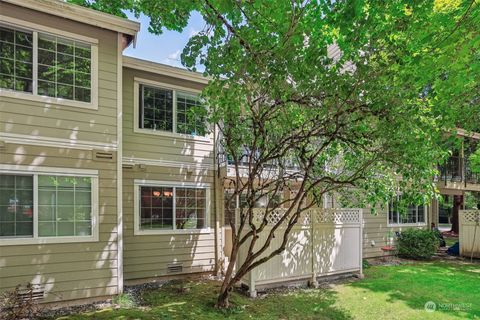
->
[123,11,205,70]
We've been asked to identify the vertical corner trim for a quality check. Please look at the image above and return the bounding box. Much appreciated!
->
[116,32,124,294]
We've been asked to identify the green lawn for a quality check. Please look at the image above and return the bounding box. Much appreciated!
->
[53,261,479,320]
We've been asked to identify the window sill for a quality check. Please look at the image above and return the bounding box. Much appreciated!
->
[0,235,98,246]
[133,127,212,143]
[134,228,213,236]
[1,89,98,110]
[387,223,427,228]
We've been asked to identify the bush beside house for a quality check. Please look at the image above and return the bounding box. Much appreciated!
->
[397,228,440,259]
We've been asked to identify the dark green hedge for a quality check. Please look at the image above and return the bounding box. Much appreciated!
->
[397,228,439,260]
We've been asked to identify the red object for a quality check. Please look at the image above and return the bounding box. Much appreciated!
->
[23,206,33,217]
[381,245,395,252]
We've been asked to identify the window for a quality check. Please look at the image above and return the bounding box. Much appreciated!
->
[140,186,174,230]
[137,82,207,137]
[38,176,92,237]
[388,196,426,225]
[0,175,33,237]
[0,26,33,93]
[176,92,206,136]
[0,167,98,244]
[135,181,209,234]
[0,21,95,106]
[37,33,91,102]
[140,85,173,131]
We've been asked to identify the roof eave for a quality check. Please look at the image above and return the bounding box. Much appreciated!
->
[123,56,210,85]
[3,0,140,37]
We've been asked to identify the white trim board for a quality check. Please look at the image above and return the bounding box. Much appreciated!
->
[116,33,124,294]
[133,179,212,236]
[2,0,140,36]
[0,132,118,151]
[0,164,98,176]
[1,14,98,44]
[122,157,214,171]
[124,56,209,84]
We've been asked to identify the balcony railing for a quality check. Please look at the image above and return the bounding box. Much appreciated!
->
[438,156,479,186]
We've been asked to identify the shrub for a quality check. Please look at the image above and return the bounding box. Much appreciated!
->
[362,259,371,269]
[113,293,136,308]
[397,228,439,259]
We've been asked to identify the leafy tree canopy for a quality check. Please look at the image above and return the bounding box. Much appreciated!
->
[71,0,480,307]
[71,0,479,205]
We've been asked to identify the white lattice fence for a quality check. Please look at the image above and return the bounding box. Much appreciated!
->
[459,210,480,258]
[236,207,363,296]
[247,208,361,226]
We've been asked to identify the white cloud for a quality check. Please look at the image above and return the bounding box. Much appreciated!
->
[188,28,200,37]
[167,49,181,61]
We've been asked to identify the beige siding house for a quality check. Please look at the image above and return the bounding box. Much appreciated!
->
[0,0,139,304]
[1,0,478,306]
[121,57,221,283]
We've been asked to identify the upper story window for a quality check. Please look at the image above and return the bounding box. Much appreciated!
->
[137,81,207,137]
[176,92,206,135]
[0,20,97,108]
[140,85,174,131]
[37,33,91,102]
[388,196,426,225]
[0,27,33,93]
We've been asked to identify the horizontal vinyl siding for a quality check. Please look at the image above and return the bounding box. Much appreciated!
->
[362,208,429,259]
[0,2,118,146]
[0,143,119,302]
[122,67,214,166]
[122,166,216,281]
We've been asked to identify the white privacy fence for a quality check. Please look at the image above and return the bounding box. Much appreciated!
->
[237,208,363,296]
[459,210,480,258]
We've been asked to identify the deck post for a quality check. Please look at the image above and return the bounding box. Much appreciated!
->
[309,209,318,288]
[359,208,364,278]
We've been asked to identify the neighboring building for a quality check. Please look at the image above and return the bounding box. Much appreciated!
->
[0,0,479,305]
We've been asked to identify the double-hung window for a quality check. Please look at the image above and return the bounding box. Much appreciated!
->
[388,196,426,225]
[134,180,210,234]
[0,166,98,244]
[0,19,97,107]
[136,80,207,137]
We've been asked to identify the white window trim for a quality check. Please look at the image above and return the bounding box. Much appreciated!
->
[0,15,99,110]
[387,200,428,227]
[0,164,99,246]
[133,179,212,235]
[133,77,212,143]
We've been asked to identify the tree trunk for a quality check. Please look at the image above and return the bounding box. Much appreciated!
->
[216,285,231,308]
[450,194,463,234]
[215,244,238,309]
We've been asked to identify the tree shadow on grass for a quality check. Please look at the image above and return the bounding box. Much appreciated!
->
[54,279,353,320]
[346,261,480,319]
